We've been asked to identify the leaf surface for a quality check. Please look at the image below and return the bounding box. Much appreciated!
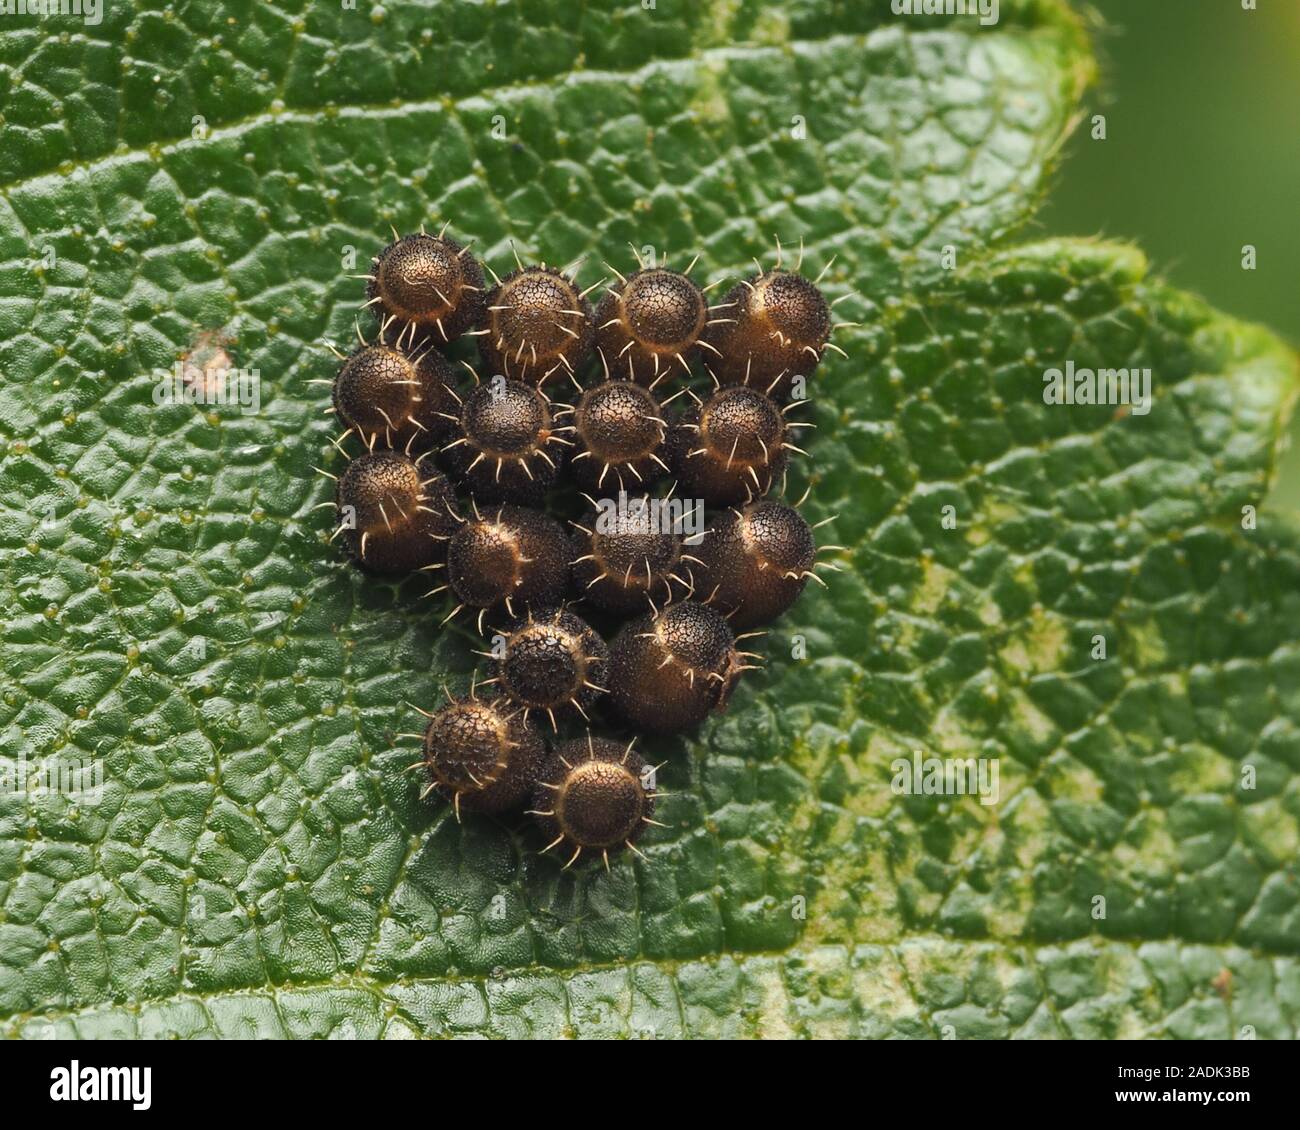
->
[2,0,1297,1039]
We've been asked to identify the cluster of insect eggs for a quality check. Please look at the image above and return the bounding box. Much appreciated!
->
[319,227,849,867]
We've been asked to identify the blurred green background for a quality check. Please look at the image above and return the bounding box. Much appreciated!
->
[1040,0,1300,511]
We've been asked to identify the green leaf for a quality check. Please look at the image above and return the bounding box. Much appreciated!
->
[2,0,1297,1039]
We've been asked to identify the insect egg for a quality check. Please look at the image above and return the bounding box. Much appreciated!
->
[607,599,752,732]
[594,265,708,387]
[702,265,832,399]
[478,264,595,384]
[695,500,818,628]
[441,377,566,505]
[560,379,669,492]
[367,230,486,348]
[529,735,659,868]
[416,693,544,818]
[568,494,696,615]
[331,340,460,453]
[331,449,458,573]
[487,607,608,729]
[668,384,801,506]
[436,503,570,629]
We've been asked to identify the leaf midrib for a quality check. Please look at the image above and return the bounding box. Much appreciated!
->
[0,17,1079,197]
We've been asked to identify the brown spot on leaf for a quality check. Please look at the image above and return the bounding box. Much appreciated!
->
[181,331,235,401]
